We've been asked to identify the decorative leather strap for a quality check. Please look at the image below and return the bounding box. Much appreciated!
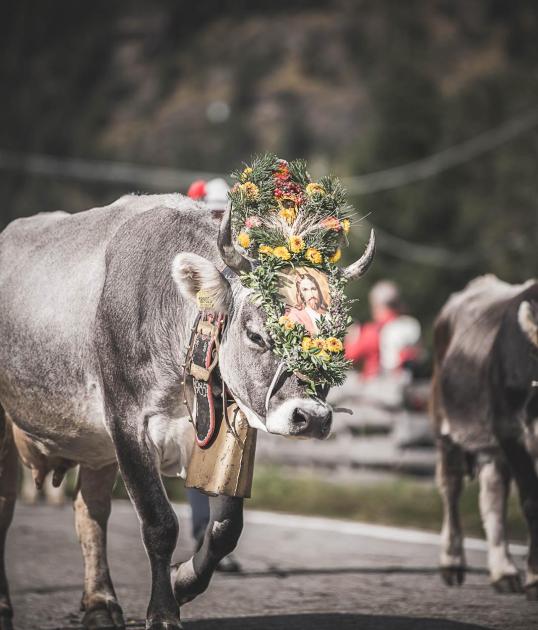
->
[187,313,226,448]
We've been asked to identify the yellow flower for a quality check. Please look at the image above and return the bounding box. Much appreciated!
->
[318,350,331,361]
[273,246,291,261]
[240,167,253,182]
[329,248,342,263]
[237,232,251,248]
[325,337,343,353]
[258,245,274,256]
[342,218,350,233]
[312,338,326,350]
[306,182,326,196]
[278,207,296,224]
[289,235,305,253]
[305,247,323,265]
[302,337,313,352]
[278,315,295,331]
[240,182,259,199]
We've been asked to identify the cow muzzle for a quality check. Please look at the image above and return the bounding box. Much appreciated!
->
[266,398,333,439]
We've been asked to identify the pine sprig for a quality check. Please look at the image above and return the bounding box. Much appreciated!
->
[229,153,358,393]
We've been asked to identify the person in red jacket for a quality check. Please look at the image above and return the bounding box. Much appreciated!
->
[345,280,402,379]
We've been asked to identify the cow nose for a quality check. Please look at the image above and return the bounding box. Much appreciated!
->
[290,406,332,439]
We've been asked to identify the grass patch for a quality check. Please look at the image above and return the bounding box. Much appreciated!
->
[246,466,527,542]
[68,464,527,542]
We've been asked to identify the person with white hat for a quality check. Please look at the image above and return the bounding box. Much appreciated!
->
[345,280,421,379]
[187,178,230,219]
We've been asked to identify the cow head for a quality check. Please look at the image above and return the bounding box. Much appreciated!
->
[172,208,375,439]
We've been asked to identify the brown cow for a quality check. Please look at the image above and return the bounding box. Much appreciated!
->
[431,274,538,598]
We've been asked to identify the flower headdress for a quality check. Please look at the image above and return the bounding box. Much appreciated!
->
[227,154,374,394]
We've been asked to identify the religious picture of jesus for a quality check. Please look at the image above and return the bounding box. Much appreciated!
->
[276,267,331,336]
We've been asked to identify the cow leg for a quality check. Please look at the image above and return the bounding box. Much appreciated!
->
[478,455,522,593]
[74,463,125,629]
[436,435,466,585]
[499,436,538,600]
[111,424,180,630]
[0,408,17,630]
[172,495,243,605]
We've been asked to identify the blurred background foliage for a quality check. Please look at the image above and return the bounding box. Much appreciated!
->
[1,0,537,342]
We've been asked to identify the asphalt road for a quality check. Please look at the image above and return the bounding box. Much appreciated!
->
[7,501,537,630]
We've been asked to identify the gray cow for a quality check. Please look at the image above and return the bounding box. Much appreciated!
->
[0,194,374,630]
[431,274,538,598]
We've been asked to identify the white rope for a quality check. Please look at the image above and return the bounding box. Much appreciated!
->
[265,361,287,413]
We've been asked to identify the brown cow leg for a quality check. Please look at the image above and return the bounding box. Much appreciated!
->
[74,463,125,629]
[172,495,243,605]
[478,454,522,593]
[0,407,17,630]
[436,435,466,586]
[499,436,538,600]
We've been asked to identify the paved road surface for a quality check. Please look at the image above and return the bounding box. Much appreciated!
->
[7,502,537,630]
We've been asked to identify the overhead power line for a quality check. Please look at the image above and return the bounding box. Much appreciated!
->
[342,108,538,194]
[0,109,536,195]
[0,151,223,190]
[372,224,476,269]
[0,110,535,270]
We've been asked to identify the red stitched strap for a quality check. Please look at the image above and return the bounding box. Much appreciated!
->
[190,313,225,448]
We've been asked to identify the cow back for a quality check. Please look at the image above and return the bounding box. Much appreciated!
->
[435,275,535,450]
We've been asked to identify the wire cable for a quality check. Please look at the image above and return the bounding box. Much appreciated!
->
[0,109,536,194]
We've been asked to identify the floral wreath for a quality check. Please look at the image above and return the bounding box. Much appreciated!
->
[229,154,355,394]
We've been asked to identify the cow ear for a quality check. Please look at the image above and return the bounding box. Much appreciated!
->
[172,253,231,313]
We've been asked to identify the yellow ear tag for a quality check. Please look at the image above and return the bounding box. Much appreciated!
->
[196,290,215,311]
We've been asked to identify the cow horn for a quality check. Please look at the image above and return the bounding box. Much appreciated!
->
[518,301,538,348]
[217,205,252,274]
[342,229,376,280]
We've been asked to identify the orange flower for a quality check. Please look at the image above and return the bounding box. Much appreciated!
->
[275,160,290,179]
[321,216,341,231]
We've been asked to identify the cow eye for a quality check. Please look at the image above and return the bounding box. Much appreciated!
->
[246,329,266,348]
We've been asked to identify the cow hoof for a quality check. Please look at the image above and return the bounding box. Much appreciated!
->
[492,574,523,594]
[82,601,125,629]
[525,582,538,601]
[171,559,207,606]
[440,566,465,586]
